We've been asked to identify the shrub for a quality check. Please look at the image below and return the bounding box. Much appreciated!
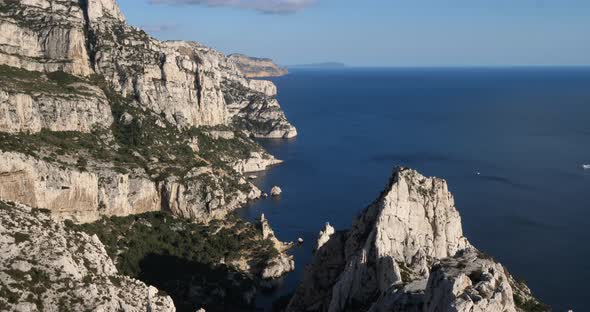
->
[13,232,30,244]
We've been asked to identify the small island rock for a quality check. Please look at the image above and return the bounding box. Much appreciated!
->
[270,186,283,196]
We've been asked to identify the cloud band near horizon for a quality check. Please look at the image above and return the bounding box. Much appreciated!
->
[149,0,315,14]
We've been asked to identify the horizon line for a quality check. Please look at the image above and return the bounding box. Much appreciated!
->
[284,64,590,69]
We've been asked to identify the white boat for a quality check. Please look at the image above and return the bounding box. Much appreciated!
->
[583,164,590,170]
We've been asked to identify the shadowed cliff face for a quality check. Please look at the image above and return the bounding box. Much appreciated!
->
[287,167,547,312]
[70,211,286,312]
[138,254,256,312]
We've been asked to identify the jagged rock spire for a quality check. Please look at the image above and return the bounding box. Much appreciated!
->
[86,0,126,23]
[316,222,335,251]
[287,167,545,312]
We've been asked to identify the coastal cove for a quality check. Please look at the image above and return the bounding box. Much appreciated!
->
[237,67,590,311]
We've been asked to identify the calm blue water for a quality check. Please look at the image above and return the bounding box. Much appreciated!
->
[237,68,590,311]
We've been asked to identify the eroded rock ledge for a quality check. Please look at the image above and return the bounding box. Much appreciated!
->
[287,167,547,312]
[0,200,175,311]
[228,53,289,78]
[259,213,295,279]
[0,146,261,223]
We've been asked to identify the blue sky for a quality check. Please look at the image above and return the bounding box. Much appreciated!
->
[119,0,590,66]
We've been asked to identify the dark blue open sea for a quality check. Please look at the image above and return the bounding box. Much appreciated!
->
[237,68,590,311]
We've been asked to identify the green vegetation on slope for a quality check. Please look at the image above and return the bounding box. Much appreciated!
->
[0,65,92,96]
[69,211,278,311]
[0,66,264,181]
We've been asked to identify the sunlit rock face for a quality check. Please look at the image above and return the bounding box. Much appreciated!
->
[0,151,262,223]
[0,80,113,134]
[0,0,296,137]
[0,151,160,222]
[288,167,545,312]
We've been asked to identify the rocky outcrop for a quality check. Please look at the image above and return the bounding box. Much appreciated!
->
[0,200,175,311]
[87,0,125,23]
[232,151,283,173]
[287,167,545,312]
[316,222,335,251]
[0,0,296,223]
[0,151,155,222]
[260,213,291,251]
[259,213,295,279]
[0,0,296,137]
[423,248,517,312]
[228,53,288,78]
[160,168,261,222]
[262,253,296,279]
[223,79,297,138]
[271,186,283,197]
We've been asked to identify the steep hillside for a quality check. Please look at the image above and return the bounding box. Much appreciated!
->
[0,0,296,223]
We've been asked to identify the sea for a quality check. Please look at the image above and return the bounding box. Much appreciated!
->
[236,67,590,311]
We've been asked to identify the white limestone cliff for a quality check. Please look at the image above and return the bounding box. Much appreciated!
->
[0,82,113,134]
[0,0,296,137]
[0,151,161,222]
[0,0,296,223]
[0,0,92,76]
[160,169,261,223]
[0,151,261,223]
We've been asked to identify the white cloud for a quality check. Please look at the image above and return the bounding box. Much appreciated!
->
[149,0,316,14]
[140,23,180,32]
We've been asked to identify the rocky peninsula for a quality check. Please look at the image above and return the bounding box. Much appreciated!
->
[228,54,289,78]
